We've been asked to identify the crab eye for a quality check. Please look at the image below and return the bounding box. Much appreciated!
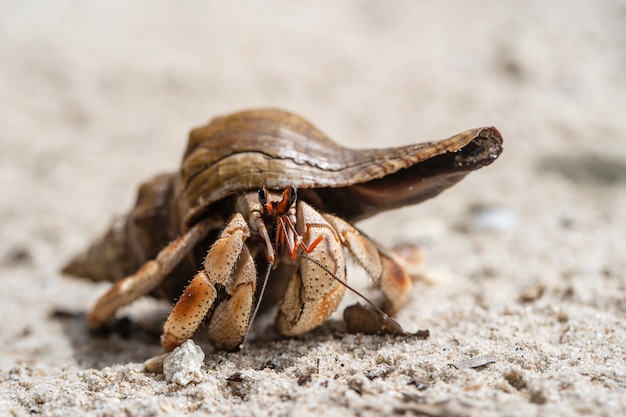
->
[287,185,297,207]
[258,188,268,207]
[276,186,297,214]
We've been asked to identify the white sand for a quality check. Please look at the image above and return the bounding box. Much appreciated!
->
[1,1,625,416]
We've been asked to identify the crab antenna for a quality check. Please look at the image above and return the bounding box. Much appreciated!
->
[301,255,410,335]
[240,261,273,351]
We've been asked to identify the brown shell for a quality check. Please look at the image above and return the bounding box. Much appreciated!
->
[63,108,503,291]
[179,108,503,226]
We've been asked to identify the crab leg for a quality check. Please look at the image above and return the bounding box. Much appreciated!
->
[278,214,324,259]
[206,244,256,350]
[323,213,413,315]
[161,213,255,351]
[87,217,213,329]
[277,201,347,336]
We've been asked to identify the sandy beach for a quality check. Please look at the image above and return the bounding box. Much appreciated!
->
[1,1,625,416]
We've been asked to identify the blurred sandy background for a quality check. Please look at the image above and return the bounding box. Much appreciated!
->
[1,1,625,416]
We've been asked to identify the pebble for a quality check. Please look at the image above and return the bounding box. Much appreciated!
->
[163,340,206,386]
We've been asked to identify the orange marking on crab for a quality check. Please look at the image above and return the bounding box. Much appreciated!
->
[384,256,411,289]
[161,270,216,350]
[278,215,324,260]
[379,255,413,316]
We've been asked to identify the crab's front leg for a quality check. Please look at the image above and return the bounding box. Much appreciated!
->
[323,213,413,316]
[161,213,256,351]
[87,217,213,329]
[276,201,347,336]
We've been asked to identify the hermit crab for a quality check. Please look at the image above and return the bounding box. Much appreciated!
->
[63,109,503,351]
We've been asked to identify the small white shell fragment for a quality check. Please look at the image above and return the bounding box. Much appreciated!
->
[469,206,517,232]
[163,340,205,386]
[449,354,498,369]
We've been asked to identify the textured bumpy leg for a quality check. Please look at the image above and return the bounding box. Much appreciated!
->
[277,202,346,336]
[323,213,412,316]
[376,252,413,315]
[206,244,256,350]
[161,213,251,351]
[87,218,212,329]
